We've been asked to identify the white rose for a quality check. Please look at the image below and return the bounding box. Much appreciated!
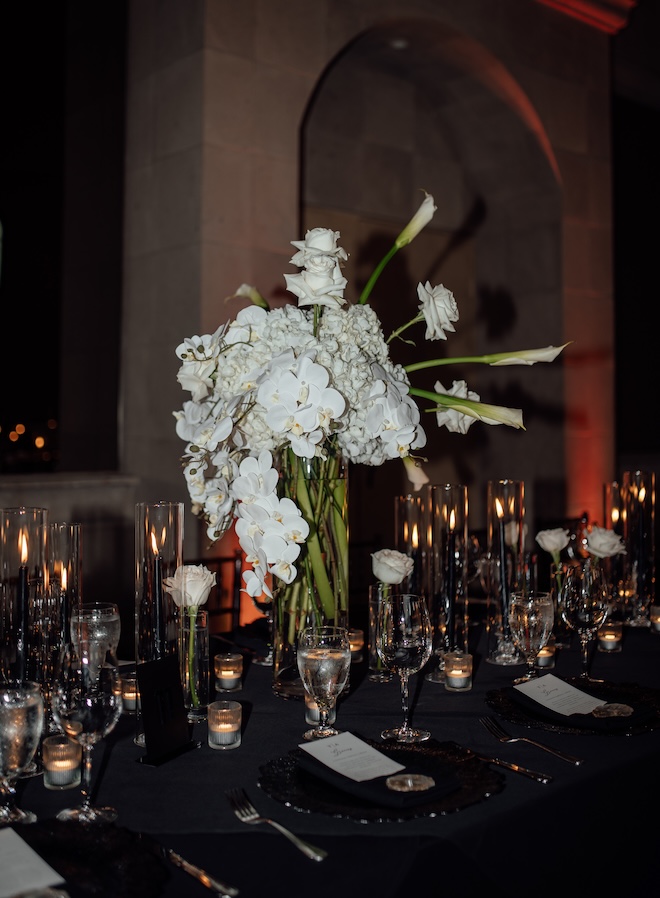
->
[583,526,626,559]
[417,281,459,341]
[163,564,216,608]
[371,549,414,585]
[536,528,570,558]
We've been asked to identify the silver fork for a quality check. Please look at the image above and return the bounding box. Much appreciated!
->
[225,788,328,862]
[480,715,584,766]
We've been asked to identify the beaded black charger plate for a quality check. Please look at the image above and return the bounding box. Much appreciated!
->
[486,678,660,736]
[257,738,504,824]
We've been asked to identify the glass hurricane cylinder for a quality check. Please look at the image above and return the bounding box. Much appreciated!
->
[180,608,209,722]
[394,492,428,596]
[0,507,49,683]
[485,480,525,665]
[134,501,183,744]
[272,449,349,700]
[621,470,655,627]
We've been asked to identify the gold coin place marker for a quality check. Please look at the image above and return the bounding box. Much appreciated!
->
[386,773,435,792]
[592,702,634,718]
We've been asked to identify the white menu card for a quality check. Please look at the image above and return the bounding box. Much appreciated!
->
[0,827,64,898]
[514,673,605,716]
[299,731,405,781]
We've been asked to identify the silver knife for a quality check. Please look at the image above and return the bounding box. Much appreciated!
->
[162,846,240,897]
[475,753,553,784]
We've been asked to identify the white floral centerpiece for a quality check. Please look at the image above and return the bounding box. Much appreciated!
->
[173,193,567,626]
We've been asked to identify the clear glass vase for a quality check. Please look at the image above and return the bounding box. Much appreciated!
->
[180,609,209,722]
[272,448,349,699]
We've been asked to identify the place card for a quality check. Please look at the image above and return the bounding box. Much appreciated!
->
[0,828,64,898]
[514,673,605,716]
[299,731,404,782]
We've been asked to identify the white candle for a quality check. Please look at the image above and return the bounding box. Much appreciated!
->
[597,621,622,652]
[214,654,243,692]
[208,722,241,746]
[536,646,555,668]
[45,759,80,787]
[217,670,241,690]
[304,693,336,725]
[43,735,82,790]
[348,628,364,663]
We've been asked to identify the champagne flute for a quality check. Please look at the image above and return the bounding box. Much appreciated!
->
[560,559,610,681]
[0,681,44,824]
[297,626,350,740]
[51,641,123,823]
[376,593,433,743]
[508,591,555,684]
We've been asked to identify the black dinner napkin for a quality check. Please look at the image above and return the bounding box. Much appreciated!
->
[504,683,658,733]
[294,743,462,808]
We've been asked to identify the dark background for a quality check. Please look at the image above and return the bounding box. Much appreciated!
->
[1,0,659,476]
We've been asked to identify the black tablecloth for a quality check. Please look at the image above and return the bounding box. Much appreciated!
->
[14,624,660,898]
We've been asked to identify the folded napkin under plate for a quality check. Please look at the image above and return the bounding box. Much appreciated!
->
[258,738,504,824]
[487,678,660,735]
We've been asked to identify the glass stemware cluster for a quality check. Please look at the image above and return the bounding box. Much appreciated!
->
[0,680,44,824]
[507,591,555,684]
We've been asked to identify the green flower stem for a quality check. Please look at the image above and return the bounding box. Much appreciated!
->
[386,314,424,344]
[294,455,336,620]
[358,244,399,305]
[405,353,509,373]
[187,607,199,708]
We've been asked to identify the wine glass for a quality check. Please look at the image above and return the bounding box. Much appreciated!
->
[0,680,44,824]
[71,601,121,677]
[297,626,350,740]
[508,591,555,684]
[560,559,610,681]
[51,640,123,823]
[376,592,433,743]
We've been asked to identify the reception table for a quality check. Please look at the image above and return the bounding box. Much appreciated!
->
[14,624,660,898]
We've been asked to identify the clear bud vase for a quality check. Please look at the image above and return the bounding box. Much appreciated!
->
[180,608,209,723]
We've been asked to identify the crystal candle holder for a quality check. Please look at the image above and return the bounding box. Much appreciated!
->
[444,651,473,691]
[597,621,623,652]
[42,734,82,790]
[121,674,139,713]
[348,628,364,663]
[214,653,243,692]
[208,700,242,750]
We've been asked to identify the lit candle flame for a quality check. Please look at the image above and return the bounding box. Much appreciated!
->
[449,509,456,532]
[412,523,419,549]
[150,531,158,556]
[495,497,504,520]
[640,486,646,503]
[62,567,68,592]
[19,532,28,565]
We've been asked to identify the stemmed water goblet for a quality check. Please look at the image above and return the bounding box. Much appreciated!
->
[560,559,610,682]
[0,680,44,824]
[51,639,123,822]
[376,592,433,743]
[508,591,555,684]
[71,601,122,677]
[297,626,350,740]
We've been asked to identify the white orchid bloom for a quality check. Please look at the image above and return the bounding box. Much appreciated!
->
[417,281,459,341]
[268,541,302,584]
[433,380,481,434]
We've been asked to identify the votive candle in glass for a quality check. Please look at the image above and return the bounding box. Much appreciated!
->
[597,621,623,652]
[208,700,242,750]
[121,674,139,713]
[536,644,556,669]
[444,651,473,691]
[348,628,364,663]
[42,734,82,790]
[214,653,243,692]
[650,606,660,633]
[304,692,336,726]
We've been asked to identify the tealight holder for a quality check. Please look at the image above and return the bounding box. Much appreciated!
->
[121,674,140,713]
[650,605,660,633]
[214,653,243,692]
[304,692,336,726]
[208,700,242,750]
[536,640,556,669]
[443,651,473,692]
[597,621,623,652]
[42,734,82,790]
[348,628,364,663]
